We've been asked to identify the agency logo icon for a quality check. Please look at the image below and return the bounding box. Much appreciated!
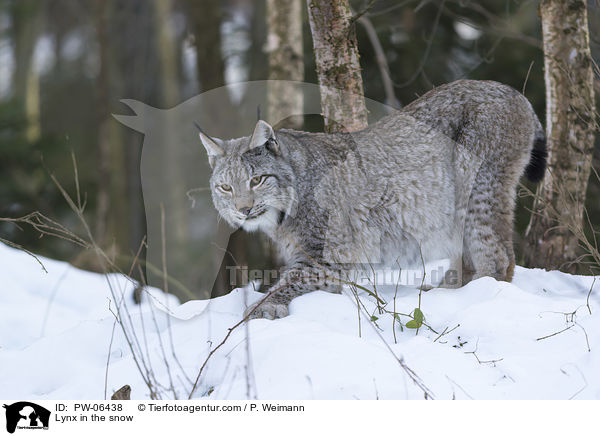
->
[2,402,50,434]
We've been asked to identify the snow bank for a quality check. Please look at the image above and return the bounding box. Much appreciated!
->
[0,242,598,400]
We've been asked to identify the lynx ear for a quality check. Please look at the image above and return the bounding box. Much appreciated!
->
[195,123,224,168]
[249,120,279,154]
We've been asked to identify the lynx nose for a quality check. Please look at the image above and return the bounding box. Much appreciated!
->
[238,207,252,216]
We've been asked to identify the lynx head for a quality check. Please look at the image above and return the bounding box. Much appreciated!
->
[198,120,296,232]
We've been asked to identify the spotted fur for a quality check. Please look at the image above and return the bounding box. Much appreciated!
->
[200,80,546,319]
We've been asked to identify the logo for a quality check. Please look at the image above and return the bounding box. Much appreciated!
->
[3,402,50,434]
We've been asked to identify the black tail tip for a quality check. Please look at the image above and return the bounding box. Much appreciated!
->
[524,135,547,183]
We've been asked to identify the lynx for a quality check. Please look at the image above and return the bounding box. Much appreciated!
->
[199,80,547,319]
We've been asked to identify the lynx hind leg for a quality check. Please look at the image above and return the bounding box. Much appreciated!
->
[463,165,516,284]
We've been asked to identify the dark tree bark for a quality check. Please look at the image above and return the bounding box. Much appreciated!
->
[306,0,368,133]
[184,0,227,92]
[525,0,596,271]
[93,0,112,251]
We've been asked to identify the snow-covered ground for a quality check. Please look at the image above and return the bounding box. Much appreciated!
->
[0,241,599,400]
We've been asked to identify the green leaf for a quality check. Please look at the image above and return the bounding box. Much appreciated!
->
[414,308,424,324]
[406,308,424,329]
[405,320,419,329]
[370,315,379,322]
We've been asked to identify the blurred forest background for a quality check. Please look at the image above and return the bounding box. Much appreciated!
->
[0,0,599,300]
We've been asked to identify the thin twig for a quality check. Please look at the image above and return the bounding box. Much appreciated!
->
[522,60,534,95]
[0,237,49,273]
[465,339,504,366]
[104,319,118,400]
[586,277,595,315]
[156,203,177,398]
[40,266,71,337]
[536,324,575,341]
[358,13,401,109]
[394,0,446,88]
[188,281,294,399]
[350,0,377,26]
[434,323,460,342]
[575,322,591,352]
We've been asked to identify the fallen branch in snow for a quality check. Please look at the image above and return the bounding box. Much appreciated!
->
[536,325,575,341]
[434,324,460,343]
[537,305,593,352]
[575,322,591,352]
[465,339,504,367]
[587,277,596,315]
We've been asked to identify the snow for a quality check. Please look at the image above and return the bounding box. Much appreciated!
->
[0,241,599,400]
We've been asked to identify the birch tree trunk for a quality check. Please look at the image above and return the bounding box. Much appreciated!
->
[306,0,368,133]
[525,0,596,271]
[266,0,304,128]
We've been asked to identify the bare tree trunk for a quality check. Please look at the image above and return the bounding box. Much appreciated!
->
[184,0,227,92]
[525,0,596,271]
[266,0,304,128]
[23,58,40,143]
[153,0,188,250]
[154,0,179,107]
[107,0,155,279]
[11,0,42,143]
[306,0,368,133]
[93,0,111,251]
[70,0,129,270]
[184,0,241,296]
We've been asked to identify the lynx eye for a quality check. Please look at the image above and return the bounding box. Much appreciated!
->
[250,175,266,188]
[218,184,233,193]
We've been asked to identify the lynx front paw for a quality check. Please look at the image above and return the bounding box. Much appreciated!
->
[244,300,289,320]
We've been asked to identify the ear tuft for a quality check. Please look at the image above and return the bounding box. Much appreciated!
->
[195,123,224,167]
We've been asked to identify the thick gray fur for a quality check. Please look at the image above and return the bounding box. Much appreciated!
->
[199,80,545,319]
